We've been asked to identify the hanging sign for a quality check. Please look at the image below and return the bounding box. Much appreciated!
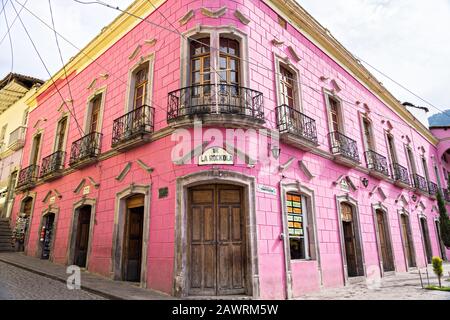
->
[199,147,234,166]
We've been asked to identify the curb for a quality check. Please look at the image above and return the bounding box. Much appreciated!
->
[0,257,123,300]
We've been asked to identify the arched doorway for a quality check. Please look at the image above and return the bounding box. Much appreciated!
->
[419,217,433,264]
[187,184,247,296]
[40,212,56,260]
[339,201,364,278]
[14,197,33,252]
[400,213,416,268]
[72,205,92,268]
[375,209,395,272]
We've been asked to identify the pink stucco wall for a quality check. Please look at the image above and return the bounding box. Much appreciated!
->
[12,0,450,299]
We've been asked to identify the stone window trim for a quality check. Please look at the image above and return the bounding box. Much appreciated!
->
[28,130,44,167]
[173,170,260,298]
[397,208,418,271]
[336,194,366,285]
[323,88,345,134]
[280,182,322,299]
[66,198,97,269]
[384,130,399,168]
[179,26,249,89]
[111,184,151,289]
[35,205,60,262]
[404,144,418,176]
[124,53,155,113]
[274,54,303,112]
[359,112,377,153]
[51,112,71,154]
[82,86,107,135]
[371,203,397,276]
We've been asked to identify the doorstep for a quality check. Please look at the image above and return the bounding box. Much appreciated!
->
[0,252,174,300]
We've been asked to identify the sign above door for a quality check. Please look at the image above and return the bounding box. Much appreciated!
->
[199,147,234,166]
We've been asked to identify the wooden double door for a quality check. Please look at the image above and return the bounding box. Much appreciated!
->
[188,185,247,296]
[376,210,395,272]
[73,206,92,268]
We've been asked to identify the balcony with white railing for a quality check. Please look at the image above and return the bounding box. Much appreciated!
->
[7,126,27,151]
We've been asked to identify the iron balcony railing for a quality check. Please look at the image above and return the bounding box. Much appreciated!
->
[276,105,318,145]
[112,105,155,147]
[40,151,65,178]
[443,189,450,202]
[428,182,438,196]
[8,126,26,148]
[167,84,264,122]
[17,164,39,188]
[392,163,410,186]
[365,150,389,176]
[328,131,360,163]
[69,132,102,166]
[412,173,428,193]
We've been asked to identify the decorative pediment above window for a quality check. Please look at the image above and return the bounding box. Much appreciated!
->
[201,7,227,19]
[99,73,109,80]
[279,157,295,173]
[432,205,438,213]
[298,160,315,180]
[415,201,426,211]
[287,46,301,62]
[369,186,387,201]
[129,45,142,60]
[42,189,62,204]
[87,78,97,90]
[136,159,154,174]
[330,79,342,93]
[179,9,195,26]
[116,162,132,182]
[333,175,357,192]
[74,176,100,195]
[381,120,394,132]
[395,194,409,207]
[418,146,425,155]
[234,10,250,25]
[144,38,157,47]
[271,38,285,47]
[402,135,411,144]
[33,118,47,129]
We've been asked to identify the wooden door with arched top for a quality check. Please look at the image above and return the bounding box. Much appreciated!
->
[376,209,395,272]
[340,202,364,278]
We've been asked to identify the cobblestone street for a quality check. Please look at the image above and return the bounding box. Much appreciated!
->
[299,264,450,300]
[0,261,105,300]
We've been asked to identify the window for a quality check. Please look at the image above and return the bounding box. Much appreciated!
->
[279,65,295,108]
[286,193,309,260]
[190,37,211,96]
[386,134,398,165]
[421,157,430,183]
[54,116,68,152]
[406,146,417,175]
[326,94,343,133]
[88,96,102,134]
[0,124,7,149]
[6,171,18,202]
[133,65,149,110]
[218,37,241,97]
[30,133,42,166]
[362,118,374,151]
[277,15,287,29]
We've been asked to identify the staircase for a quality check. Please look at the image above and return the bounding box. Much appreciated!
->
[0,219,14,252]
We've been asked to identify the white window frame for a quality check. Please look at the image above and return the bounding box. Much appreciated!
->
[125,53,155,113]
[274,54,303,111]
[52,112,70,153]
[324,89,345,134]
[83,87,107,135]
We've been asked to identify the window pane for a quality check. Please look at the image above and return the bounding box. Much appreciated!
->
[219,56,227,69]
[286,193,307,261]
[290,238,306,260]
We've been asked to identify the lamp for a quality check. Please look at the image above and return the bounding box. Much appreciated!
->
[271,145,281,159]
[361,178,369,188]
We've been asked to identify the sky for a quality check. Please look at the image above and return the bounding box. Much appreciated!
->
[0,0,449,127]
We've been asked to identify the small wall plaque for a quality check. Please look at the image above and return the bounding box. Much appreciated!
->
[257,184,277,196]
[159,187,169,199]
[83,186,91,196]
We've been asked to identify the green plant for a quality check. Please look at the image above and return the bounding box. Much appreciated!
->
[436,191,450,248]
[426,285,450,292]
[432,256,444,288]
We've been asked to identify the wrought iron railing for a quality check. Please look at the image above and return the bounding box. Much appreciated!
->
[40,151,65,178]
[328,131,360,163]
[392,163,410,186]
[365,150,389,176]
[412,173,428,193]
[276,105,318,145]
[17,164,39,188]
[69,132,102,166]
[443,189,450,202]
[167,84,264,122]
[8,126,26,148]
[112,105,155,147]
[428,182,438,196]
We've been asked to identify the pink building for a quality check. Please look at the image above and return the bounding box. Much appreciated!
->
[11,0,450,299]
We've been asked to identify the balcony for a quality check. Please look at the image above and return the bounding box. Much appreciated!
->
[167,84,264,128]
[328,131,360,167]
[69,132,102,169]
[392,163,410,188]
[428,182,438,198]
[411,174,428,194]
[8,126,26,151]
[112,105,155,151]
[276,105,318,151]
[443,189,450,202]
[16,165,39,191]
[365,150,389,179]
[40,151,65,181]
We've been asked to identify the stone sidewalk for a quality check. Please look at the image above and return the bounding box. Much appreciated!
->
[0,252,174,300]
[298,264,450,300]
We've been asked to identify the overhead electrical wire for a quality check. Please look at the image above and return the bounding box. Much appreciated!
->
[0,0,26,47]
[2,0,13,74]
[9,0,85,137]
